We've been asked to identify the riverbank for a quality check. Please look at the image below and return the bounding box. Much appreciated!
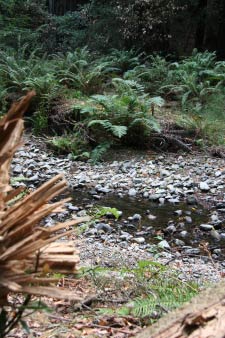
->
[11,135,225,284]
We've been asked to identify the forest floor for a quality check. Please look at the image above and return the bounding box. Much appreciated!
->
[9,135,225,338]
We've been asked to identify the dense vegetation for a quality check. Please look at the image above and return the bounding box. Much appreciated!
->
[0,0,225,162]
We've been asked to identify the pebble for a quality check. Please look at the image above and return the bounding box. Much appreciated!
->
[199,224,213,231]
[199,182,210,191]
[133,237,145,244]
[158,240,171,250]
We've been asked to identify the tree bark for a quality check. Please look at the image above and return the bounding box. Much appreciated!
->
[204,0,225,57]
[136,281,225,338]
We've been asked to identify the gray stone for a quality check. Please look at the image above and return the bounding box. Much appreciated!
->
[199,181,210,191]
[147,214,157,220]
[185,216,192,224]
[77,210,87,217]
[128,188,137,197]
[199,224,213,231]
[133,237,145,244]
[174,210,182,216]
[96,223,112,233]
[132,213,142,221]
[180,231,188,238]
[13,165,23,174]
[149,194,161,201]
[158,240,171,250]
[210,229,221,240]
[165,225,176,233]
[186,196,198,205]
[174,239,185,246]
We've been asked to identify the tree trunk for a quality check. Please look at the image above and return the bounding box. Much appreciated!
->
[136,281,225,338]
[204,0,225,57]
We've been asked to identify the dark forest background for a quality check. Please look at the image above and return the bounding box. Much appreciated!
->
[0,0,225,57]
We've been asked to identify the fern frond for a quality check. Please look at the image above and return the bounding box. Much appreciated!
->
[91,142,112,163]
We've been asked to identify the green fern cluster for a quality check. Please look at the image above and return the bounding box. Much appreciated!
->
[74,78,163,160]
[94,260,199,322]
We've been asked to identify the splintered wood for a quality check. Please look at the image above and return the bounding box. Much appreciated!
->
[0,92,87,305]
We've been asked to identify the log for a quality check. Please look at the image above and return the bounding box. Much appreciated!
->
[136,281,225,338]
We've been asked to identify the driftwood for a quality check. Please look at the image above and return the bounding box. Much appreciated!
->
[136,281,225,338]
[0,92,89,306]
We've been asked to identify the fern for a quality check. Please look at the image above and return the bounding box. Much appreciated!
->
[90,141,112,163]
[112,77,145,96]
[88,119,127,138]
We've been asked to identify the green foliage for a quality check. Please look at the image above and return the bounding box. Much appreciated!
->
[160,50,223,105]
[75,78,163,160]
[48,133,90,158]
[95,206,121,220]
[125,55,170,95]
[178,92,225,145]
[90,142,112,164]
[104,49,141,74]
[90,260,199,322]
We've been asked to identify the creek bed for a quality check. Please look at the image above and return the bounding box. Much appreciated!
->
[72,189,225,261]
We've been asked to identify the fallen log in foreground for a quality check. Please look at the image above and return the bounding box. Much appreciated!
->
[136,281,225,338]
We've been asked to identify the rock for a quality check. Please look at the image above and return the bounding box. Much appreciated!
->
[120,231,132,241]
[168,198,180,204]
[210,212,219,222]
[93,195,102,200]
[147,214,156,220]
[96,223,112,233]
[77,210,87,217]
[183,247,200,255]
[149,194,161,201]
[199,181,210,191]
[28,174,39,181]
[213,248,221,254]
[210,229,220,240]
[199,224,213,231]
[158,240,171,250]
[13,165,23,174]
[185,216,192,224]
[164,225,176,233]
[174,239,185,246]
[159,197,165,205]
[216,202,225,209]
[174,210,183,216]
[186,196,198,205]
[67,205,79,211]
[160,169,170,177]
[217,209,225,213]
[132,214,142,221]
[133,237,145,244]
[128,188,137,197]
[180,231,188,238]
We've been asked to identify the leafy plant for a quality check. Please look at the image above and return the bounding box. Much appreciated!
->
[74,78,163,160]
[95,206,121,220]
[91,260,199,322]
[48,132,90,158]
[104,49,141,74]
[178,92,225,145]
[125,55,169,95]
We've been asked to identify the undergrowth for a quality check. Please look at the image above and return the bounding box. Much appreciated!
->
[81,260,199,323]
[1,47,225,159]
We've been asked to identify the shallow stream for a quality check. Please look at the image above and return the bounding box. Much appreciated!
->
[72,190,225,259]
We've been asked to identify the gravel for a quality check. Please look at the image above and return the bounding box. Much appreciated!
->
[11,135,225,285]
